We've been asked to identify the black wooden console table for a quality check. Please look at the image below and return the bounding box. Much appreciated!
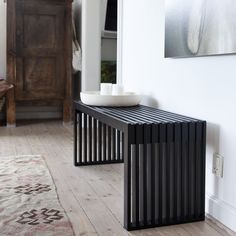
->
[74,101,206,231]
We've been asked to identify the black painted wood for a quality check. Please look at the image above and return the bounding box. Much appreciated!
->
[93,118,97,162]
[79,112,82,164]
[112,128,116,161]
[88,116,92,163]
[74,112,78,166]
[98,121,102,162]
[108,126,112,161]
[74,101,206,231]
[83,113,87,164]
[103,123,107,161]
[117,130,121,160]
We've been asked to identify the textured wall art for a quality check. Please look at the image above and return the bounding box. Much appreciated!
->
[165,0,236,58]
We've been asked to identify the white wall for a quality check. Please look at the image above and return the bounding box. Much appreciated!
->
[0,1,6,78]
[81,0,117,92]
[120,0,236,231]
[81,0,101,91]
[66,0,117,96]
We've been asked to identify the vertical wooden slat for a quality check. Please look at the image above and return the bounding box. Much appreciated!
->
[159,123,166,225]
[98,121,102,162]
[78,112,82,164]
[151,124,157,225]
[143,124,148,225]
[117,130,121,160]
[103,124,106,161]
[122,132,124,161]
[146,125,152,224]
[134,125,142,226]
[124,125,133,230]
[174,123,181,221]
[181,122,189,219]
[112,128,116,160]
[88,116,92,163]
[154,124,160,224]
[131,144,136,225]
[93,118,97,162]
[74,111,78,166]
[201,122,206,219]
[195,122,201,217]
[167,123,174,223]
[189,122,196,218]
[196,122,204,218]
[83,113,87,164]
[108,126,111,161]
[163,124,168,224]
[166,124,170,223]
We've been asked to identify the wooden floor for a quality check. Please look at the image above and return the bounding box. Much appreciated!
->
[0,120,235,236]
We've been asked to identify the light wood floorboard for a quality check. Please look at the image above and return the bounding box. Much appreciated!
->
[0,120,235,236]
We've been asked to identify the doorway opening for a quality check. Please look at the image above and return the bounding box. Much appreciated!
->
[101,0,117,84]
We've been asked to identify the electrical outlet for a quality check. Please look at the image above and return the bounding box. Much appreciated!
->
[212,153,223,178]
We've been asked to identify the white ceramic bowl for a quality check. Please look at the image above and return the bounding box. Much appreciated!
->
[80,91,141,107]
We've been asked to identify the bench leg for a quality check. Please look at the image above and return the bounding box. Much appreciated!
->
[74,111,79,166]
[124,130,132,230]
[6,89,16,127]
[74,111,124,166]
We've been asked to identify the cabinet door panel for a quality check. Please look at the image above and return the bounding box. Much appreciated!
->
[23,15,56,49]
[15,1,65,101]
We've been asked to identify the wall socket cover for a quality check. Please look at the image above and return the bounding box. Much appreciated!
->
[212,153,224,178]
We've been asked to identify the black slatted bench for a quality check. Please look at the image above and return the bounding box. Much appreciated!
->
[74,101,206,231]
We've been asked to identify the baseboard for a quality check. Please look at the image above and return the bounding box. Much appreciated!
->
[206,194,236,232]
[16,111,62,120]
[0,106,62,121]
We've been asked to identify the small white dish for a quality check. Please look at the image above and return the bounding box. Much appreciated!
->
[80,91,141,107]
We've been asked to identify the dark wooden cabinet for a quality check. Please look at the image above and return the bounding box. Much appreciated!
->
[6,0,73,125]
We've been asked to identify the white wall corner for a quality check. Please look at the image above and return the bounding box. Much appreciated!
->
[206,194,236,232]
[81,0,101,92]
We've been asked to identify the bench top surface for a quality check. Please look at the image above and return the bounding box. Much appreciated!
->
[74,101,204,125]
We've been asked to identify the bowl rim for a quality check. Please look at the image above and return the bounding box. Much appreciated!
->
[80,91,139,97]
